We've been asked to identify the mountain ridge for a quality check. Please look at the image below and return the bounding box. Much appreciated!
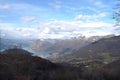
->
[54,35,120,64]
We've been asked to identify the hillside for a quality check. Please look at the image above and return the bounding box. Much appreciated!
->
[55,35,120,64]
[0,48,120,80]
[0,49,82,80]
[102,59,120,80]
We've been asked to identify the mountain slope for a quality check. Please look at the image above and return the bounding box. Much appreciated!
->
[101,59,120,80]
[0,48,120,80]
[0,49,82,80]
[30,36,103,58]
[56,35,120,63]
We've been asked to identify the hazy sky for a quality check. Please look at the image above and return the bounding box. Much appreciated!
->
[0,0,118,39]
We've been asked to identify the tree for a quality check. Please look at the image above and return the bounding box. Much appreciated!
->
[0,30,2,51]
[100,53,111,64]
[113,0,120,26]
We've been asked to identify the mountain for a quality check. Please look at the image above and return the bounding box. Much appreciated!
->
[0,38,32,51]
[0,37,90,57]
[30,36,103,58]
[80,59,120,80]
[99,59,120,80]
[0,34,115,58]
[0,48,120,80]
[0,48,83,80]
[31,34,116,58]
[55,35,120,64]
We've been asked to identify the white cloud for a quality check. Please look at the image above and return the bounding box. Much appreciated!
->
[94,1,109,8]
[38,33,64,39]
[15,28,22,32]
[75,12,108,21]
[49,0,62,11]
[0,20,115,39]
[21,16,36,22]
[79,7,100,13]
[81,31,113,37]
[54,4,61,10]
[42,27,50,34]
[35,20,114,38]
[0,4,11,11]
[78,22,112,28]
[23,32,32,37]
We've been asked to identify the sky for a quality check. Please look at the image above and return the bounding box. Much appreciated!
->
[0,0,119,39]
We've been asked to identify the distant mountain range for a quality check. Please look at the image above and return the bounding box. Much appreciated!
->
[54,35,120,64]
[0,34,116,58]
[30,38,90,58]
[30,34,115,58]
[0,38,32,51]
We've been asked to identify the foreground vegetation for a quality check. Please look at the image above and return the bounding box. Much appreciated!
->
[0,48,120,80]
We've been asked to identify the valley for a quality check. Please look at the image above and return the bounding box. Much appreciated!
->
[0,35,120,80]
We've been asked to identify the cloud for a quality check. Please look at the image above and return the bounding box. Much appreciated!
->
[79,7,100,13]
[35,20,114,38]
[0,19,115,39]
[75,12,108,21]
[0,4,11,11]
[49,0,62,11]
[42,27,50,34]
[82,31,113,37]
[21,16,36,22]
[38,33,64,39]
[94,1,109,8]
[23,32,32,37]
[15,28,23,32]
[54,4,61,10]
[77,22,112,28]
